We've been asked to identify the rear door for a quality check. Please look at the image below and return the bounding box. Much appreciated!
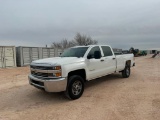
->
[4,47,15,67]
[101,46,116,74]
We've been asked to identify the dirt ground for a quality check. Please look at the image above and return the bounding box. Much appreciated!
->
[0,55,160,120]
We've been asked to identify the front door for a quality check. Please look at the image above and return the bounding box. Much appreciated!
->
[86,46,104,80]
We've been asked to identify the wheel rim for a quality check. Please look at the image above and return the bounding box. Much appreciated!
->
[72,80,82,96]
[126,68,130,76]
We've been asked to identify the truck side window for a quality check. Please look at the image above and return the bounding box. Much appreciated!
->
[88,46,101,59]
[101,46,113,56]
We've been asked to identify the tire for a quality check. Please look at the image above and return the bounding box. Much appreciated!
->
[65,75,84,100]
[122,65,130,78]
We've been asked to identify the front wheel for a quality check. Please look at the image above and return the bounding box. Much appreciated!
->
[65,75,84,100]
[122,66,130,78]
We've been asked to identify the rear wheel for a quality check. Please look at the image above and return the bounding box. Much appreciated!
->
[122,66,130,78]
[65,75,84,100]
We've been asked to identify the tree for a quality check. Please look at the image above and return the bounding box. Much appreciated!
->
[52,39,74,49]
[72,33,98,46]
[51,33,98,49]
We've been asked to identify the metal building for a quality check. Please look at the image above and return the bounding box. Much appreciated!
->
[16,46,40,67]
[113,48,122,52]
[0,46,16,68]
[56,49,63,56]
[16,46,64,66]
[39,47,55,59]
[113,48,122,53]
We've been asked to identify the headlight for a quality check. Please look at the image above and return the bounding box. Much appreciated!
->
[52,66,62,77]
[53,66,61,70]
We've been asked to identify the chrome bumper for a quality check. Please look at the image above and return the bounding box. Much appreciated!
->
[28,74,67,92]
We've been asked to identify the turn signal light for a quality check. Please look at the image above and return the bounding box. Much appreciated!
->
[55,72,61,77]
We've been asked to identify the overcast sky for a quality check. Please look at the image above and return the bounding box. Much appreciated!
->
[0,0,160,49]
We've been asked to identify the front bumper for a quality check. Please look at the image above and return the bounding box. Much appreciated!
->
[28,74,67,92]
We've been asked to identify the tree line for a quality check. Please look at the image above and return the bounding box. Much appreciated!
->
[51,33,98,49]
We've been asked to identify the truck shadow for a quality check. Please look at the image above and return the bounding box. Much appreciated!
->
[28,89,68,102]
[1,74,125,112]
[85,73,123,89]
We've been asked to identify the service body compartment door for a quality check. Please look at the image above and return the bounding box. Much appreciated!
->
[0,47,3,68]
[31,48,39,61]
[4,47,15,67]
[58,49,63,56]
[49,49,55,57]
[22,48,31,65]
[42,48,49,58]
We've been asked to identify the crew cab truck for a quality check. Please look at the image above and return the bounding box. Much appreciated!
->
[28,45,135,100]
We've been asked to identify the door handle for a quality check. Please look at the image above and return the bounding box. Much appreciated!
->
[100,59,104,62]
[112,58,116,60]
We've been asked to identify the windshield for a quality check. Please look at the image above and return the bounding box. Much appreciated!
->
[60,47,89,57]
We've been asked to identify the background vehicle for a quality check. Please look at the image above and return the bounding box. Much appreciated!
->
[28,45,135,99]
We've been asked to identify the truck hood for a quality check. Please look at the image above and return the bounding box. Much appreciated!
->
[31,57,85,66]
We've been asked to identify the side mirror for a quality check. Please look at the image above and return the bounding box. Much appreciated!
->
[87,55,92,59]
[59,53,62,57]
[94,51,101,59]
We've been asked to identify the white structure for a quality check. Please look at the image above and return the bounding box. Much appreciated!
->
[16,46,64,66]
[39,47,55,59]
[16,46,41,67]
[140,48,160,54]
[148,48,160,54]
[0,46,17,68]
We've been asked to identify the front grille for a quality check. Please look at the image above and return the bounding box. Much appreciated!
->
[31,71,53,78]
[30,65,53,70]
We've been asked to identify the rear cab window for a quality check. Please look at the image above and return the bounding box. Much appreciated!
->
[101,46,113,57]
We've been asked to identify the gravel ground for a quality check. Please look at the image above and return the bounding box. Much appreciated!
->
[0,55,160,120]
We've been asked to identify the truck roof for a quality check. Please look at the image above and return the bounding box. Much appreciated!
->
[72,45,111,48]
[72,46,89,48]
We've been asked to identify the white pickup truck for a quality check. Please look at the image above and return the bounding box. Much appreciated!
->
[29,45,135,99]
